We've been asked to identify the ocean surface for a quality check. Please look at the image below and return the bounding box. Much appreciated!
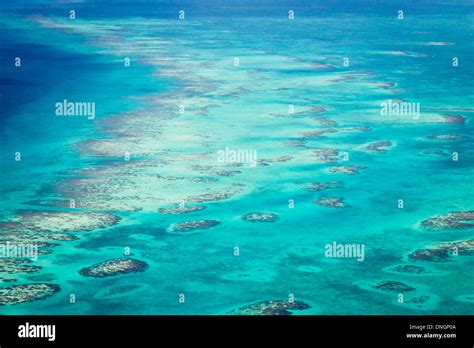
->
[0,0,473,315]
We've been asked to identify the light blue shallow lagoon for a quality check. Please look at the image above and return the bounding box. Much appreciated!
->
[0,0,473,315]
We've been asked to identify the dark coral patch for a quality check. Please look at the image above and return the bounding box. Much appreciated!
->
[406,296,430,304]
[168,220,221,233]
[312,117,338,126]
[420,211,474,230]
[284,140,307,148]
[328,165,367,175]
[0,223,61,256]
[314,197,347,208]
[426,134,465,140]
[258,156,293,166]
[44,233,79,241]
[191,177,218,183]
[15,210,120,232]
[440,114,465,124]
[187,191,234,203]
[314,149,340,163]
[241,212,279,223]
[362,141,393,153]
[408,239,474,262]
[420,149,449,156]
[215,170,242,177]
[0,283,60,306]
[79,258,148,278]
[0,259,41,274]
[390,265,426,274]
[157,206,206,214]
[373,281,415,292]
[226,300,311,315]
[304,181,342,192]
[409,248,450,262]
[303,129,338,139]
[349,126,373,132]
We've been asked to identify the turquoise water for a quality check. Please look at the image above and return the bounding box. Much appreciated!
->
[0,1,473,314]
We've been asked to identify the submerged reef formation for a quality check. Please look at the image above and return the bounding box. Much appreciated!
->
[314,197,347,208]
[313,149,339,163]
[157,206,206,214]
[0,283,60,306]
[362,140,394,153]
[328,165,367,175]
[388,264,426,274]
[373,281,416,292]
[226,300,311,315]
[409,239,474,262]
[304,181,342,192]
[440,114,465,124]
[187,191,235,203]
[215,170,242,177]
[420,211,474,230]
[312,117,338,126]
[284,139,307,148]
[420,149,449,157]
[0,259,41,274]
[425,134,465,140]
[15,210,120,232]
[303,128,338,139]
[258,155,293,164]
[241,212,280,223]
[79,258,149,278]
[406,296,430,305]
[167,220,221,233]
